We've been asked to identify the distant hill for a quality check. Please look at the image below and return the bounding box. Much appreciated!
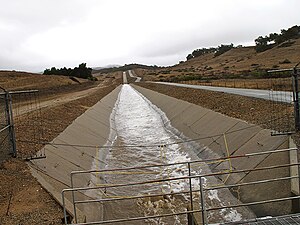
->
[92,65,121,70]
[93,63,162,74]
[137,38,300,82]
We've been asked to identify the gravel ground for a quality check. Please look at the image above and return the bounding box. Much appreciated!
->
[0,75,122,225]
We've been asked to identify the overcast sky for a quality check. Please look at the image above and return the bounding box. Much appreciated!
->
[0,0,299,72]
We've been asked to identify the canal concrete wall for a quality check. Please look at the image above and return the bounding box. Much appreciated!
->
[132,84,293,217]
[29,85,122,222]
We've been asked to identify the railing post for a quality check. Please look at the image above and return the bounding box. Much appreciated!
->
[71,174,78,223]
[188,162,194,225]
[289,136,300,212]
[199,176,207,225]
[292,68,300,131]
[62,190,68,225]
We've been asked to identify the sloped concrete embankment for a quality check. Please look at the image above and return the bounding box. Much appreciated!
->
[132,84,293,217]
[29,86,122,222]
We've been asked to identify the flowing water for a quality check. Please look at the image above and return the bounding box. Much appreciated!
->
[94,84,255,224]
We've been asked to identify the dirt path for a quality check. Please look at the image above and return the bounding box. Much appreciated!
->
[15,78,115,116]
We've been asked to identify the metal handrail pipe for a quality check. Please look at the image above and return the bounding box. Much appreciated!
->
[73,175,298,205]
[205,175,299,191]
[9,90,39,95]
[75,189,196,204]
[70,196,300,225]
[71,196,300,225]
[70,147,298,177]
[0,125,11,133]
[64,195,300,225]
[72,208,203,225]
[207,195,300,212]
[201,162,300,179]
[63,162,300,193]
[0,89,39,95]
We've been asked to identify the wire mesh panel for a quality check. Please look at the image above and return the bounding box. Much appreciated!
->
[268,76,295,135]
[11,90,46,159]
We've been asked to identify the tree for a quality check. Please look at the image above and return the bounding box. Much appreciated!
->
[255,36,273,52]
[43,63,93,80]
[254,25,300,52]
[214,44,234,56]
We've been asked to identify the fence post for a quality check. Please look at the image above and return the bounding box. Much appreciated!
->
[292,68,300,131]
[5,92,16,157]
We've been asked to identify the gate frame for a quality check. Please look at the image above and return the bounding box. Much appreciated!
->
[0,87,40,159]
[0,86,16,158]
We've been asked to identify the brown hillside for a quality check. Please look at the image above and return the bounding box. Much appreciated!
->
[0,71,90,91]
[136,38,300,81]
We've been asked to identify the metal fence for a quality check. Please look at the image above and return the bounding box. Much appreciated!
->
[62,147,300,225]
[0,88,45,163]
[179,65,300,135]
[11,90,46,160]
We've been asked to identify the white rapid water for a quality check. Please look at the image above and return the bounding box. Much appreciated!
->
[97,84,255,224]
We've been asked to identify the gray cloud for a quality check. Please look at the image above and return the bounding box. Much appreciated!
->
[0,0,300,71]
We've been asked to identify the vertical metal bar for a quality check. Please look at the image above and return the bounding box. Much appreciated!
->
[298,154,300,211]
[199,176,207,225]
[293,69,300,131]
[71,174,78,223]
[62,190,68,225]
[8,93,16,157]
[5,92,16,157]
[188,162,194,225]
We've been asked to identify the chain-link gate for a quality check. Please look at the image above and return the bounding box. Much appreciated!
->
[268,63,300,135]
[0,87,45,164]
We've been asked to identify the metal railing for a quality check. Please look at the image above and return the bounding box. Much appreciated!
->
[62,147,300,225]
